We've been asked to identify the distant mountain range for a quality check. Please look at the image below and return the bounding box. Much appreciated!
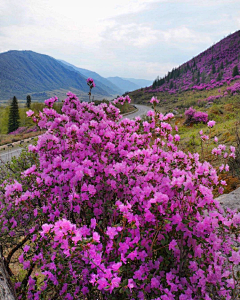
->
[147,30,240,94]
[58,60,152,94]
[0,50,152,101]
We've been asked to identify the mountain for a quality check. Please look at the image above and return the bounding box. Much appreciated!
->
[59,60,152,95]
[0,50,111,101]
[123,78,152,88]
[58,60,122,96]
[147,30,240,95]
[107,77,141,94]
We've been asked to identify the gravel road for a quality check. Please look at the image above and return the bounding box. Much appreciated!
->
[122,104,150,120]
[0,148,22,164]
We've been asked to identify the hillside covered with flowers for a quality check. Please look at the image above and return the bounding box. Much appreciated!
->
[147,30,240,94]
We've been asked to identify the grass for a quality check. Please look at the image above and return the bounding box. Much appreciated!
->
[129,80,240,192]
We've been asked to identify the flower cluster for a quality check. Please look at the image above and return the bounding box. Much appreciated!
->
[112,95,131,105]
[185,107,208,124]
[150,96,159,104]
[0,92,239,299]
[87,77,96,88]
[44,96,58,108]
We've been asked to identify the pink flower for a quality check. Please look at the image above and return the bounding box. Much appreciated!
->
[106,227,118,239]
[207,120,216,128]
[41,224,53,235]
[26,110,34,117]
[23,245,30,252]
[90,218,96,229]
[169,239,178,250]
[128,279,134,291]
[201,135,209,141]
[174,134,180,142]
[87,77,96,87]
[110,276,121,292]
[111,262,122,271]
[23,260,31,270]
[44,96,58,108]
[93,232,100,243]
[150,96,159,104]
[97,277,108,290]
[229,250,240,264]
[19,253,24,263]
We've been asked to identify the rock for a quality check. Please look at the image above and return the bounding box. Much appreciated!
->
[0,246,16,300]
[215,187,240,211]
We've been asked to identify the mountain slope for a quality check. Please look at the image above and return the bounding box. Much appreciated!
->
[123,78,152,88]
[148,30,240,95]
[107,76,140,94]
[58,60,122,95]
[0,50,110,100]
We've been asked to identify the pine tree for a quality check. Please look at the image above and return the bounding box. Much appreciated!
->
[8,96,20,133]
[212,64,216,74]
[26,95,31,108]
[232,65,239,77]
[217,72,223,81]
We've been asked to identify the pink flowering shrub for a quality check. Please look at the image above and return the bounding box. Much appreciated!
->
[185,107,208,124]
[9,127,27,135]
[193,111,208,123]
[25,126,39,133]
[9,125,40,135]
[0,93,240,299]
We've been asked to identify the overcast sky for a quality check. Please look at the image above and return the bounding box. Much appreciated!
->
[1,0,240,80]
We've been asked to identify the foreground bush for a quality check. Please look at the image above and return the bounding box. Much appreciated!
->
[0,93,240,300]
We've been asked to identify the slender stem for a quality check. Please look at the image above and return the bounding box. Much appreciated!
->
[6,234,31,268]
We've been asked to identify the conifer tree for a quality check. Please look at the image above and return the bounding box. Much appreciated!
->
[217,72,223,81]
[8,96,20,133]
[212,64,216,74]
[232,65,239,77]
[26,95,31,108]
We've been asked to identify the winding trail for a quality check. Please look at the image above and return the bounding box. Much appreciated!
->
[122,104,150,120]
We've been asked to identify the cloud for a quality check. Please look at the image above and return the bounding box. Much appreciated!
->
[104,23,159,48]
[125,61,177,80]
[0,0,240,80]
[102,23,212,50]
[160,26,212,47]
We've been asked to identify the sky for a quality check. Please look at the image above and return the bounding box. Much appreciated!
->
[1,0,240,81]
